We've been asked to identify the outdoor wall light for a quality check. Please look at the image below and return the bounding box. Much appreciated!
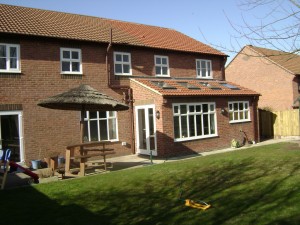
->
[221,108,226,115]
[156,110,160,119]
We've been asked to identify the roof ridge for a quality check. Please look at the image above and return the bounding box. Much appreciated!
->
[0,4,226,56]
[247,45,299,75]
[1,4,179,33]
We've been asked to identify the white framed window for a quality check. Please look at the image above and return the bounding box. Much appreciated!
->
[196,59,212,78]
[155,55,169,76]
[60,48,82,74]
[228,101,250,123]
[83,111,118,142]
[0,43,21,73]
[173,103,217,141]
[114,52,132,75]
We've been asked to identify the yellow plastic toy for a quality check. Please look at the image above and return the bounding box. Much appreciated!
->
[185,199,211,210]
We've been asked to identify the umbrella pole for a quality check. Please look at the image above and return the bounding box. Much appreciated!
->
[80,108,85,143]
[80,108,85,156]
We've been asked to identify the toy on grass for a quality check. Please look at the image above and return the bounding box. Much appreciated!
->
[178,183,211,210]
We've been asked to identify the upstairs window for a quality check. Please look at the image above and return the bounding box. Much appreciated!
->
[228,101,250,123]
[60,48,82,74]
[0,43,20,73]
[83,111,118,142]
[196,59,212,79]
[114,52,132,75]
[155,55,169,76]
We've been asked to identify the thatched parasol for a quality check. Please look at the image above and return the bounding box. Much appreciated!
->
[38,84,129,142]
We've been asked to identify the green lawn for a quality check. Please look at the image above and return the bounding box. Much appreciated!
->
[2,142,300,225]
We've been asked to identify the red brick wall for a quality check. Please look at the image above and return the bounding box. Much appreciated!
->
[110,46,225,80]
[226,46,297,110]
[0,34,229,162]
[0,36,132,162]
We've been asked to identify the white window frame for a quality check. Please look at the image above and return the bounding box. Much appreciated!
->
[114,52,132,75]
[228,101,251,123]
[60,48,82,74]
[83,111,119,142]
[196,59,212,79]
[173,102,217,142]
[0,43,21,73]
[155,55,170,77]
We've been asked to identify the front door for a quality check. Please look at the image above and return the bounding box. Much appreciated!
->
[135,105,157,156]
[0,111,24,162]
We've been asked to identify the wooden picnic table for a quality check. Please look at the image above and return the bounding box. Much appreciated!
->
[65,141,116,176]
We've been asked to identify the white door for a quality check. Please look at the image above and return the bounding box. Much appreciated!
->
[0,111,24,162]
[135,105,157,156]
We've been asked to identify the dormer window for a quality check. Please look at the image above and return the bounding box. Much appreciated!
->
[196,59,212,79]
[155,55,169,76]
[114,52,132,75]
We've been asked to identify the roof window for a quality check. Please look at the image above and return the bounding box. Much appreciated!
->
[220,83,240,90]
[200,82,221,90]
[151,81,177,89]
[177,82,201,90]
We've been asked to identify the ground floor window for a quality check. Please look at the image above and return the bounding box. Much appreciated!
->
[83,111,118,142]
[228,101,250,123]
[173,102,217,141]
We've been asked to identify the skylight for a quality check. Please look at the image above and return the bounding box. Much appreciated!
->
[177,82,201,90]
[151,81,176,89]
[220,83,240,90]
[199,82,221,90]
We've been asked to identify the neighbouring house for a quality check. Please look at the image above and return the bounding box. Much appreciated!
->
[0,4,260,164]
[226,45,300,111]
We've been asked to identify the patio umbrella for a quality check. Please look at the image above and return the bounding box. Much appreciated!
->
[37,84,129,143]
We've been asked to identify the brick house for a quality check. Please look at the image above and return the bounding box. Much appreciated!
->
[0,4,259,163]
[226,45,300,110]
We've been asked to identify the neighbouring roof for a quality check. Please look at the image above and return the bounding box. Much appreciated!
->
[131,78,260,97]
[248,45,300,75]
[0,4,226,56]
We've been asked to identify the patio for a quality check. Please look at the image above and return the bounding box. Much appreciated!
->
[3,137,299,189]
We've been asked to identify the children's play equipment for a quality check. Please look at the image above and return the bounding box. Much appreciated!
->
[0,149,39,189]
[9,161,39,184]
[0,149,11,189]
[178,183,211,210]
[184,199,211,210]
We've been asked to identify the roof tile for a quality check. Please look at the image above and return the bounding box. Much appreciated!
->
[131,78,260,97]
[249,45,300,75]
[0,4,226,56]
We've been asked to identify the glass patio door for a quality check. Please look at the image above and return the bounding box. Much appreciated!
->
[135,105,157,156]
[0,111,24,162]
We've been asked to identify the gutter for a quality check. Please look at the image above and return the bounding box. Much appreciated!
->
[106,28,135,154]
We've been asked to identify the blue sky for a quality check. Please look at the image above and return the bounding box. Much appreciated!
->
[0,0,293,62]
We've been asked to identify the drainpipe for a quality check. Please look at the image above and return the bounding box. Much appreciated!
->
[106,29,135,154]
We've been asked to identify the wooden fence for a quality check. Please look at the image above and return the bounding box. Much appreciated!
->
[259,109,300,139]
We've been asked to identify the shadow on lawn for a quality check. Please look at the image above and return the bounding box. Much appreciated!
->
[0,186,103,225]
[1,143,300,225]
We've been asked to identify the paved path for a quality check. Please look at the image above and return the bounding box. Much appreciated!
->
[110,137,300,167]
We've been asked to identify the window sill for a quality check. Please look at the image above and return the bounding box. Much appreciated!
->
[61,72,83,75]
[155,75,170,77]
[196,77,213,80]
[229,120,251,124]
[174,134,218,142]
[0,70,21,74]
[115,74,132,76]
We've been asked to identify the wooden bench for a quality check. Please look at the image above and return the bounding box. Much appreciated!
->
[65,141,116,176]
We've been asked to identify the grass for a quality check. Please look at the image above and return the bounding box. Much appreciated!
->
[1,142,300,225]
